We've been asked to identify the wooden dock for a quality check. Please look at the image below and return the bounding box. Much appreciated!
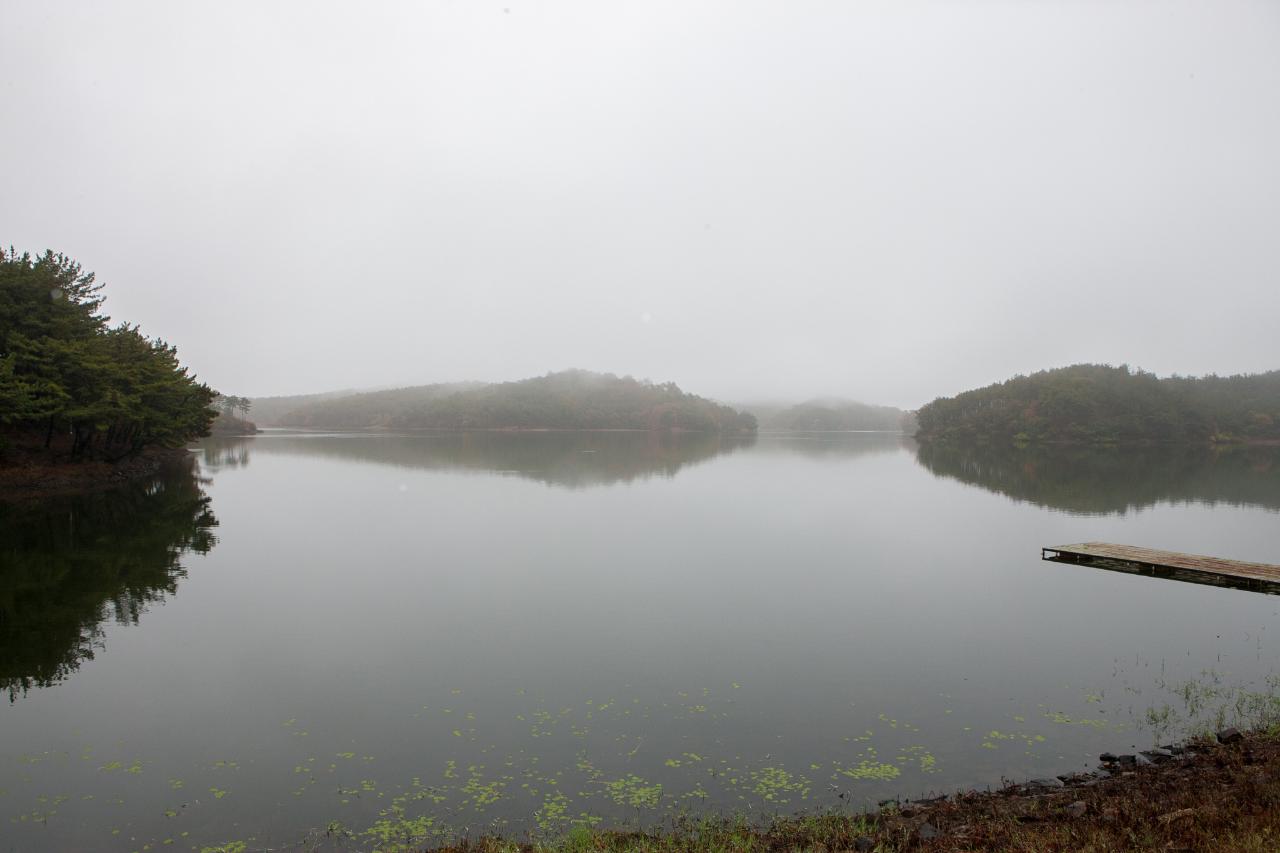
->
[1042,542,1280,594]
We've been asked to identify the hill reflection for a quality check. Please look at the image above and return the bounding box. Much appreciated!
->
[201,430,757,489]
[754,431,910,459]
[914,442,1280,515]
[0,457,217,701]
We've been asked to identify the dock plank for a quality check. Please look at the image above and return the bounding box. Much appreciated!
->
[1042,542,1280,593]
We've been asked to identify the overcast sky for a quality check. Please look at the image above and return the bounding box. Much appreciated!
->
[3,1,1277,408]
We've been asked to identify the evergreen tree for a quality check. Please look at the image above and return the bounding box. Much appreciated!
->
[0,249,217,460]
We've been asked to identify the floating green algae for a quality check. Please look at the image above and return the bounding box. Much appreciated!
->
[747,766,809,802]
[836,759,901,781]
[601,774,662,808]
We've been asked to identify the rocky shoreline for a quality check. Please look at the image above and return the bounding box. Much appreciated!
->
[0,447,193,502]
[835,726,1274,851]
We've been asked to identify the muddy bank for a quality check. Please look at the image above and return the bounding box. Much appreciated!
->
[0,447,193,502]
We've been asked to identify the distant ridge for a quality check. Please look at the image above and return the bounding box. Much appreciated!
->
[756,398,911,432]
[259,371,757,434]
[248,390,369,427]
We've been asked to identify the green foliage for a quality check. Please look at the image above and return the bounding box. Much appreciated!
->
[916,364,1280,445]
[277,370,758,434]
[0,249,216,459]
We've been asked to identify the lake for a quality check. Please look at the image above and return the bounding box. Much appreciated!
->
[3,431,1279,852]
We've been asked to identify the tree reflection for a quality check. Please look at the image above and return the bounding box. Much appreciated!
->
[0,457,217,701]
[914,441,1280,515]
[199,439,251,471]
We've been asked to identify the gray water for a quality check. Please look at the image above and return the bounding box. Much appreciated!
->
[3,431,1279,852]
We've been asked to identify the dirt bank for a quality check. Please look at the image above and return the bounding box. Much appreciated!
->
[0,447,192,502]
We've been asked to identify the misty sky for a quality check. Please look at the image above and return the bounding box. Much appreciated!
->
[3,1,1277,408]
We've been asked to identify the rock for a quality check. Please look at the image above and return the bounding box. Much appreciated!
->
[853,837,875,852]
[1217,727,1243,744]
[1065,800,1088,818]
[1141,749,1173,763]
[878,798,897,808]
[1116,754,1137,768]
[1025,777,1064,791]
[1099,752,1119,763]
[918,821,939,841]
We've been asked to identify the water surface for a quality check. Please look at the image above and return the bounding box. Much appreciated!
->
[3,432,1278,851]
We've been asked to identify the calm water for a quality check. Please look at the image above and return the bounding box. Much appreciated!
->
[3,432,1279,851]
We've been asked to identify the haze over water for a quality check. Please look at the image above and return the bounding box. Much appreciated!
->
[3,432,1278,851]
[4,1,1277,404]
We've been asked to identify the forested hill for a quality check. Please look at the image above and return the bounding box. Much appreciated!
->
[916,364,1280,445]
[760,399,911,432]
[272,371,758,433]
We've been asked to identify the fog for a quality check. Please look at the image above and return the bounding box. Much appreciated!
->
[3,1,1277,409]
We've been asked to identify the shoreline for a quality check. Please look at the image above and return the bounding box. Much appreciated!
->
[408,726,1280,852]
[247,425,759,436]
[0,447,192,502]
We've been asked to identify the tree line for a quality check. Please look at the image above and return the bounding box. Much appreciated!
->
[915,364,1280,445]
[0,249,217,460]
